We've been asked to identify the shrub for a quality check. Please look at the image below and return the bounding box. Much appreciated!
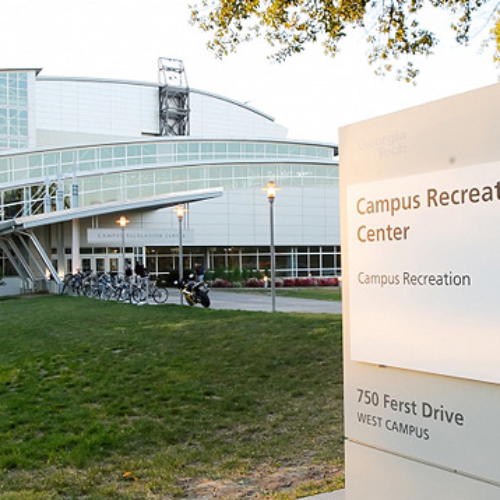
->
[211,279,233,288]
[244,277,263,288]
[317,277,339,286]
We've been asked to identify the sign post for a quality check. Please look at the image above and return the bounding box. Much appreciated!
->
[340,84,500,498]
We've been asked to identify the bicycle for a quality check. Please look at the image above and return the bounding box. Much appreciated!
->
[131,275,169,304]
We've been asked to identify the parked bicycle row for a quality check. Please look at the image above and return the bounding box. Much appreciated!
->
[61,271,169,304]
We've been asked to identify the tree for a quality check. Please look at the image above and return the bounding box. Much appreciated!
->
[190,0,499,81]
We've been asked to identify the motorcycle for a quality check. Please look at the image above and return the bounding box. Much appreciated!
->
[177,275,211,308]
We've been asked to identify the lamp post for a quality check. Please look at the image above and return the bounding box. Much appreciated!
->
[265,181,278,313]
[116,215,130,275]
[175,204,186,305]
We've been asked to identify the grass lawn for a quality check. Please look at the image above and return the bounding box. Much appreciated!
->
[0,295,344,499]
[214,287,342,302]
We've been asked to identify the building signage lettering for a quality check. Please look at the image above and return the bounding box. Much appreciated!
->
[354,387,465,442]
[353,180,500,243]
[87,228,194,245]
[347,160,500,385]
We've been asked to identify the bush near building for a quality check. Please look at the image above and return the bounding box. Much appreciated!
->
[210,273,340,288]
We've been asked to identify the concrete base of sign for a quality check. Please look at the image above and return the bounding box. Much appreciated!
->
[346,441,500,499]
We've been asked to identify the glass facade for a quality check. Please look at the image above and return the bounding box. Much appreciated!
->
[0,72,29,150]
[0,139,337,219]
[143,245,342,280]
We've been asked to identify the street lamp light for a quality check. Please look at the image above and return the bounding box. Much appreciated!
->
[264,181,279,312]
[116,216,130,276]
[175,204,187,305]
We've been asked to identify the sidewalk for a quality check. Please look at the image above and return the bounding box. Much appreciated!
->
[208,289,342,314]
[300,490,345,500]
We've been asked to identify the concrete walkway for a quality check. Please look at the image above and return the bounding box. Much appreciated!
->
[208,289,342,314]
[300,491,345,500]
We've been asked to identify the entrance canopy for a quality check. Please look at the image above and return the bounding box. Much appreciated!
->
[0,187,223,235]
[0,187,223,289]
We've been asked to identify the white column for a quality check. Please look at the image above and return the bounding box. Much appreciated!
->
[71,219,81,273]
[56,223,65,278]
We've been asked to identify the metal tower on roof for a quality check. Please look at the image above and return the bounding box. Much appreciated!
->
[158,58,190,136]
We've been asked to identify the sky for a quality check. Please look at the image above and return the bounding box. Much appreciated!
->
[2,0,499,144]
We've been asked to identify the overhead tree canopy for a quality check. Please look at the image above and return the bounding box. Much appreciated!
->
[190,0,499,82]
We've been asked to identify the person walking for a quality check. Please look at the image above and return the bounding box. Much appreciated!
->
[194,262,205,282]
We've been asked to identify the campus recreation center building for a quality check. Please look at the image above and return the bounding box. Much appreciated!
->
[0,61,340,290]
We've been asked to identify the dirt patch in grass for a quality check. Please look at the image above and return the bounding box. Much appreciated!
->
[179,462,344,499]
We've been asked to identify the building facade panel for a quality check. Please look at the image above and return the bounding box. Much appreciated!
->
[0,68,339,287]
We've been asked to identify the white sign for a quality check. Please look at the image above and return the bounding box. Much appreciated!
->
[340,83,500,498]
[344,361,500,485]
[87,228,194,245]
[347,161,500,384]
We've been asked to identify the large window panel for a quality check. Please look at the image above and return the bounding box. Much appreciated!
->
[155,182,173,195]
[158,142,173,162]
[126,172,140,189]
[188,142,199,161]
[143,143,157,163]
[83,177,101,192]
[188,180,204,191]
[140,171,154,186]
[102,173,121,190]
[277,164,291,181]
[155,169,171,184]
[201,142,213,160]
[0,75,6,105]
[102,189,120,203]
[29,154,42,178]
[234,165,247,179]
[277,144,288,157]
[208,166,220,180]
[228,142,240,158]
[244,143,254,157]
[127,144,142,166]
[219,166,232,179]
[177,142,187,162]
[291,165,303,186]
[83,191,102,206]
[78,149,97,171]
[255,143,265,158]
[140,184,155,197]
[0,109,7,134]
[172,168,186,183]
[188,167,204,180]
[262,164,276,180]
[265,143,277,157]
[242,255,257,270]
[112,146,126,168]
[0,158,8,173]
[126,186,140,199]
[214,142,227,158]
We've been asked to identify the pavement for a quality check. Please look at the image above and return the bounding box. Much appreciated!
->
[300,491,345,500]
[207,289,342,314]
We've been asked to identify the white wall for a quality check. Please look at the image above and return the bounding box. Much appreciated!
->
[83,186,339,248]
[33,78,288,147]
[0,277,22,296]
[190,91,288,139]
[35,79,160,147]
